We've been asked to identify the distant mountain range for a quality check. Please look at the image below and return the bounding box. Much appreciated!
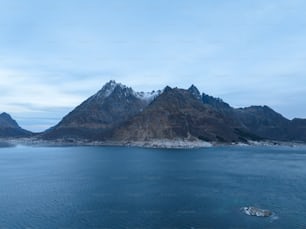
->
[1,80,306,144]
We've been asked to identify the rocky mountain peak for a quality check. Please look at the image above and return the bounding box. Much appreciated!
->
[111,83,134,99]
[0,112,19,128]
[163,86,172,93]
[41,81,152,140]
[1,112,13,119]
[93,80,160,104]
[93,80,127,100]
[0,112,32,137]
[188,84,201,100]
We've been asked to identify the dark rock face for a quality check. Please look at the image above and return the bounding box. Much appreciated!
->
[201,93,246,134]
[113,87,246,142]
[0,113,32,137]
[199,94,303,142]
[202,93,232,111]
[42,81,149,140]
[288,118,306,142]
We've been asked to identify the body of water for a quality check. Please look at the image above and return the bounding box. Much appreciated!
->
[0,144,306,229]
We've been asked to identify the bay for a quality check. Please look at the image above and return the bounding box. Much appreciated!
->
[0,144,306,229]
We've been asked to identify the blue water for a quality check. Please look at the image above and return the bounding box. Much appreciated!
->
[0,144,306,229]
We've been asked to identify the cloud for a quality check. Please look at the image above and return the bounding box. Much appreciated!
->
[1,0,306,131]
[0,68,111,131]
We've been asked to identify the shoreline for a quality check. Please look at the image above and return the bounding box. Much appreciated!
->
[1,137,306,149]
[2,138,214,149]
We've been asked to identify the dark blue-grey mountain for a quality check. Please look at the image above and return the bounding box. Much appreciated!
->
[113,86,249,142]
[0,112,32,137]
[41,80,160,140]
[199,93,306,142]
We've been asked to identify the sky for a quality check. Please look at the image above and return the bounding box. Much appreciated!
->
[1,0,306,132]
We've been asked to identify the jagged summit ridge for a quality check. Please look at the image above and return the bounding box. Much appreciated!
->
[91,80,160,104]
[92,80,132,101]
[97,80,123,97]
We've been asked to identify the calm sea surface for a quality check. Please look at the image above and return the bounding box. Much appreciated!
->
[0,144,306,229]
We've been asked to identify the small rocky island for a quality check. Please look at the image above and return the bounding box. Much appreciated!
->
[241,206,273,217]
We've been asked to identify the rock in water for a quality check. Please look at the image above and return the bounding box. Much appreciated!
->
[241,206,272,217]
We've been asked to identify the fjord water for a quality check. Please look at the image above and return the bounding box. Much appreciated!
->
[0,145,306,229]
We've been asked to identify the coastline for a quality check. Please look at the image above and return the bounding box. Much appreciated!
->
[2,138,213,149]
[1,137,306,149]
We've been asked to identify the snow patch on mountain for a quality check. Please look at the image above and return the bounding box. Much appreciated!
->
[134,90,161,102]
[90,80,161,104]
[94,80,127,99]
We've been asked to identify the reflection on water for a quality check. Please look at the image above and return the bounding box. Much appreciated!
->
[0,141,15,147]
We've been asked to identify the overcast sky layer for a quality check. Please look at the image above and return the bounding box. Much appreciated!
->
[1,0,306,132]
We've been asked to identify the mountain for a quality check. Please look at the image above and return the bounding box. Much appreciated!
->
[39,80,306,144]
[0,112,32,137]
[288,118,306,142]
[112,86,251,142]
[199,93,306,142]
[200,92,246,132]
[235,106,291,141]
[41,80,159,140]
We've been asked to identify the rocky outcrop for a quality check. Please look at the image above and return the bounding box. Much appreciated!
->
[188,85,202,101]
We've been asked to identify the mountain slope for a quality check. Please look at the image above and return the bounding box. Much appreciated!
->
[198,93,295,141]
[235,106,291,141]
[41,81,157,140]
[112,86,248,142]
[0,113,32,137]
[288,118,306,142]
